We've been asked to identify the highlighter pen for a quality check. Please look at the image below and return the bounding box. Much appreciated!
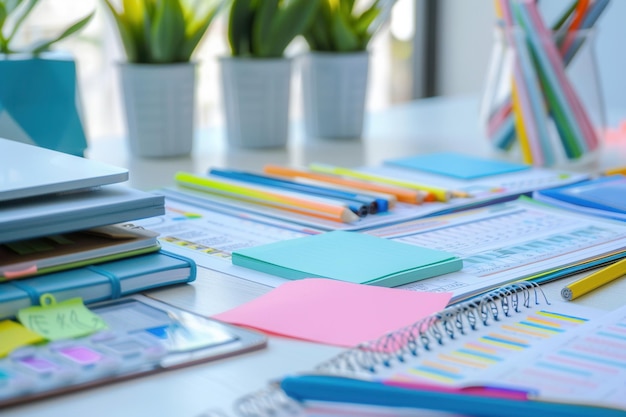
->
[263,164,426,204]
[175,172,360,223]
[309,163,451,202]
[561,257,626,301]
[208,168,378,216]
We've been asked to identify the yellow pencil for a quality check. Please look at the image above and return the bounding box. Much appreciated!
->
[561,258,626,301]
[309,163,452,202]
[174,172,360,223]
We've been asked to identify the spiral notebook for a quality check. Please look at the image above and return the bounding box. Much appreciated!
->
[235,283,626,416]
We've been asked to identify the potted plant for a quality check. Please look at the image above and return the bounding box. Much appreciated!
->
[301,0,391,139]
[102,0,223,157]
[0,0,93,156]
[220,0,318,148]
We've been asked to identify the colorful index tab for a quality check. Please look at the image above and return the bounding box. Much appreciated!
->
[0,320,44,357]
[17,294,107,341]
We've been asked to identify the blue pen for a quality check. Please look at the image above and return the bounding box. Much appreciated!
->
[280,375,623,417]
[209,169,388,216]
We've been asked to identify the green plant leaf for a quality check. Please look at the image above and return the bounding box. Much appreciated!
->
[262,0,318,57]
[228,0,256,56]
[149,0,186,62]
[354,1,380,45]
[303,0,388,52]
[330,6,359,51]
[102,0,138,62]
[304,17,332,51]
[30,12,94,54]
[0,3,8,53]
[179,0,221,60]
[251,0,278,56]
[6,0,37,46]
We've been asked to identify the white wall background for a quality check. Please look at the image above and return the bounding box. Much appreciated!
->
[433,0,626,113]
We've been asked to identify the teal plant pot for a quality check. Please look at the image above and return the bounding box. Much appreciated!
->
[0,52,87,156]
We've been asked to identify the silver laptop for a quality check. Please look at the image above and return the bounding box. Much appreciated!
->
[0,138,128,201]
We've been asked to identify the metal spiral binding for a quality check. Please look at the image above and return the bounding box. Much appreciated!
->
[235,384,302,417]
[235,282,548,417]
[315,281,547,376]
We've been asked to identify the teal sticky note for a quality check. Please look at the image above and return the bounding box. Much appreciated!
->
[232,231,462,287]
[385,152,529,180]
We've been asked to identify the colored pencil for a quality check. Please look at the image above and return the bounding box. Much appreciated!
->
[561,258,626,301]
[263,164,426,205]
[174,172,360,224]
[309,163,452,202]
[208,168,376,216]
[294,177,397,210]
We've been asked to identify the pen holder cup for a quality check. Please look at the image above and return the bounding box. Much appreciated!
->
[480,27,605,170]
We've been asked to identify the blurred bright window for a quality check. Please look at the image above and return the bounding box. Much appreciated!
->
[15,0,415,143]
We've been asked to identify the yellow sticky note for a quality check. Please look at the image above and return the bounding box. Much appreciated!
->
[17,294,107,341]
[0,320,45,357]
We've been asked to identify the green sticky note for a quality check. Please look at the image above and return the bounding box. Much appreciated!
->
[232,231,463,287]
[0,320,45,357]
[17,294,107,341]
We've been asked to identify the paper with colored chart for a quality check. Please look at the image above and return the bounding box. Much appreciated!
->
[213,278,452,347]
[376,300,626,410]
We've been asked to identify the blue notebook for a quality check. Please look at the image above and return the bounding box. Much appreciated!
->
[0,250,196,320]
[537,175,626,214]
[385,152,530,179]
[232,231,462,287]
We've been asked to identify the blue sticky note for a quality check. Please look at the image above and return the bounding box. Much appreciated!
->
[385,152,530,180]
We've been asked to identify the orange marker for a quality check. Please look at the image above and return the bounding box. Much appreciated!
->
[263,165,428,205]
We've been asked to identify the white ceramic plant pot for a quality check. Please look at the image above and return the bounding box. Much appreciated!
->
[219,57,292,148]
[301,51,370,139]
[119,62,196,158]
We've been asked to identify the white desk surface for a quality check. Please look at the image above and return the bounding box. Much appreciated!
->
[7,95,626,417]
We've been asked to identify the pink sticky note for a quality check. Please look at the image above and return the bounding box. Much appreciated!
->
[213,278,452,347]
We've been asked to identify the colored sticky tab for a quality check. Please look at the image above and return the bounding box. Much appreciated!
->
[385,152,530,179]
[0,320,45,357]
[17,294,107,341]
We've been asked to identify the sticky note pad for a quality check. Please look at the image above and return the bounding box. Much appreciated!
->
[0,320,45,357]
[214,278,452,347]
[232,231,462,287]
[17,294,107,340]
[385,152,529,179]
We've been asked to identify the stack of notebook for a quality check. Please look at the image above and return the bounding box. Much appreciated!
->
[0,138,196,319]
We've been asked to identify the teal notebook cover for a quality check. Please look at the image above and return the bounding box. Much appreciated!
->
[232,231,462,287]
[385,152,529,179]
[0,250,196,319]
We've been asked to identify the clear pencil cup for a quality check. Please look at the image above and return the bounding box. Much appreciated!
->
[480,26,605,170]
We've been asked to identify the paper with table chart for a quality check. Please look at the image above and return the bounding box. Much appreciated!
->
[369,198,626,302]
[134,191,626,303]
